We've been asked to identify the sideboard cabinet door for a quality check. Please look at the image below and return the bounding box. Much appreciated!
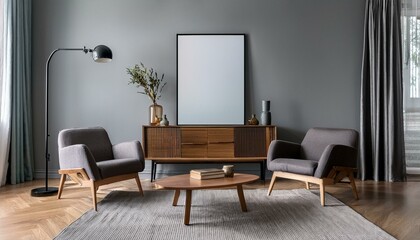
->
[143,127,181,158]
[234,127,267,157]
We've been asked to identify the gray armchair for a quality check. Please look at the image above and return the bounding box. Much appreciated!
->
[57,127,145,210]
[267,127,359,206]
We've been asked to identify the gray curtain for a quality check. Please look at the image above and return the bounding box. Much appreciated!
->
[360,0,406,181]
[4,0,33,184]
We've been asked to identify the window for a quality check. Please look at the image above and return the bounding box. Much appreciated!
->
[402,0,420,172]
[402,1,420,98]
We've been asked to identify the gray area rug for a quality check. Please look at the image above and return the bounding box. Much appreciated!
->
[55,189,395,240]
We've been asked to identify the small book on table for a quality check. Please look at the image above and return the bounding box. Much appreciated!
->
[190,168,225,180]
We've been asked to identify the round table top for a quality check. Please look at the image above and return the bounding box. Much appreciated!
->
[156,173,259,190]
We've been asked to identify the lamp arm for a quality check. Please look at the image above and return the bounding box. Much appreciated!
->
[43,47,88,190]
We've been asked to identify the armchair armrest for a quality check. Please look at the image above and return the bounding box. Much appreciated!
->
[112,141,145,171]
[314,144,357,178]
[267,140,301,162]
[58,144,101,180]
[112,140,145,166]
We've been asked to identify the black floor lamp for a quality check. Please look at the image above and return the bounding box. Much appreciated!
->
[30,45,113,197]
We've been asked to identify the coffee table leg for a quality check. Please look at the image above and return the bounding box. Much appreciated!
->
[184,190,192,225]
[172,189,180,206]
[236,185,247,212]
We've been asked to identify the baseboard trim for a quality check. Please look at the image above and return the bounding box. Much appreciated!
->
[34,170,61,179]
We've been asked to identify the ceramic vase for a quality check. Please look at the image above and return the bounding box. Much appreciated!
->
[223,165,234,177]
[160,115,169,126]
[248,114,259,125]
[261,100,271,125]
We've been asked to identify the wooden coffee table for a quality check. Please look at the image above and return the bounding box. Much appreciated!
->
[156,173,259,225]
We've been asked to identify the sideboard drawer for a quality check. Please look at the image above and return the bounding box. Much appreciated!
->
[207,143,234,158]
[181,128,207,144]
[181,144,207,158]
[208,128,234,143]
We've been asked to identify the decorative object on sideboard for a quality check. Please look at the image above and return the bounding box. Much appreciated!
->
[222,165,234,177]
[261,100,271,125]
[127,63,167,125]
[150,104,163,126]
[31,45,112,197]
[160,115,169,126]
[248,114,259,125]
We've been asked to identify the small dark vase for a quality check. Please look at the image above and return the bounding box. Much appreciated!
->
[160,115,169,126]
[261,100,271,125]
[248,114,259,125]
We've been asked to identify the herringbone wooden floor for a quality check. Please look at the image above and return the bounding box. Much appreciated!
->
[0,176,419,240]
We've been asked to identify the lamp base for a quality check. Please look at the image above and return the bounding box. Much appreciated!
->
[30,187,59,197]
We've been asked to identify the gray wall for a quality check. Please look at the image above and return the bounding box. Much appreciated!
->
[32,0,365,179]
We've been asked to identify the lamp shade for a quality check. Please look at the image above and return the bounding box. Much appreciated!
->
[92,45,112,63]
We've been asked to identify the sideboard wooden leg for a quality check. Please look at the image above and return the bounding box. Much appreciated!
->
[150,160,155,182]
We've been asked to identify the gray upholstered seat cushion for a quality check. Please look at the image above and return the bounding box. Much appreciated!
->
[96,158,143,179]
[268,158,318,176]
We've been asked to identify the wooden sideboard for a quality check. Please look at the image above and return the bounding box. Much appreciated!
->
[142,125,277,181]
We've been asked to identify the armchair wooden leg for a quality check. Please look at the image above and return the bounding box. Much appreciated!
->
[347,171,359,200]
[305,182,310,190]
[91,180,98,211]
[134,175,144,196]
[267,173,277,196]
[320,182,325,206]
[57,174,66,200]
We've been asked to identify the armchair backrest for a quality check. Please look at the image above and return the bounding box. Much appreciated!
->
[58,127,114,162]
[300,128,358,161]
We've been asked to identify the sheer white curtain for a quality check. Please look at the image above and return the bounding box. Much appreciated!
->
[0,0,9,186]
[402,0,420,173]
